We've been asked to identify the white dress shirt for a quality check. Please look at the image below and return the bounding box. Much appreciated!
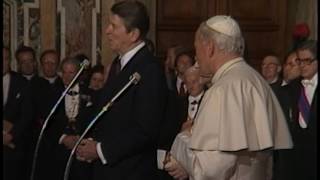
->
[59,83,80,144]
[119,41,146,70]
[188,91,204,120]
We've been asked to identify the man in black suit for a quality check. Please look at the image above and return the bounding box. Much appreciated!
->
[15,46,52,129]
[39,49,64,127]
[261,54,283,99]
[76,1,167,180]
[15,45,52,179]
[275,40,317,180]
[164,45,186,91]
[3,47,33,180]
[41,57,93,180]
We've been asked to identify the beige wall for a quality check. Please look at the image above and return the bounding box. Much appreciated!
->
[296,0,317,40]
[3,0,315,70]
[286,0,317,51]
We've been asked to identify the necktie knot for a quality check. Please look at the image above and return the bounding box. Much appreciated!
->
[115,58,121,75]
[67,91,79,96]
[191,100,198,105]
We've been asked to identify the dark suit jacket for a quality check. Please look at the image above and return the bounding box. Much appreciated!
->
[274,79,317,180]
[91,46,167,180]
[41,83,94,180]
[172,77,189,125]
[270,77,283,101]
[3,71,33,148]
[3,71,33,180]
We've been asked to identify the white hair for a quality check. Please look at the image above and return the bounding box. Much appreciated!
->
[198,22,245,56]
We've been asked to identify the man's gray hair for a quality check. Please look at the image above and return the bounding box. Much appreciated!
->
[61,56,81,71]
[198,22,245,56]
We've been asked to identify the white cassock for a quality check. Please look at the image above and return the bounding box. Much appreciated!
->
[170,57,293,180]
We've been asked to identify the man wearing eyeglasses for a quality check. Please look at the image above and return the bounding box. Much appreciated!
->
[281,51,302,86]
[275,40,317,180]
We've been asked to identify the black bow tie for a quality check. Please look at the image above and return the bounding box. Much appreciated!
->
[67,91,79,96]
[191,100,198,105]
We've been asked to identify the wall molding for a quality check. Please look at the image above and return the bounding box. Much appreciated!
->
[4,0,18,70]
[23,0,39,46]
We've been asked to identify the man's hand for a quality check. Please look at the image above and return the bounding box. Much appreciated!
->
[164,155,189,180]
[62,135,79,150]
[180,118,193,132]
[3,131,13,146]
[76,138,98,162]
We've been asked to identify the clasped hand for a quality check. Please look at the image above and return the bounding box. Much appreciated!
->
[164,152,189,180]
[3,131,13,146]
[76,138,99,163]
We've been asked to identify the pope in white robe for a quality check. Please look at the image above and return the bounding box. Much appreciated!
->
[165,15,293,180]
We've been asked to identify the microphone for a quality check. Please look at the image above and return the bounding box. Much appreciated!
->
[81,59,90,69]
[30,59,90,180]
[63,72,141,180]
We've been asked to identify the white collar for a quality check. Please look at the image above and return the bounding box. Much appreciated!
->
[301,73,318,87]
[269,76,279,84]
[281,80,288,86]
[211,57,243,84]
[23,74,34,80]
[66,83,80,93]
[44,76,58,84]
[188,91,204,103]
[119,41,145,69]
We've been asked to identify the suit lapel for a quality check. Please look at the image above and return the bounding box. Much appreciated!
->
[7,72,21,105]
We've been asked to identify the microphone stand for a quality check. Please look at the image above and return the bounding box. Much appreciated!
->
[63,72,140,180]
[30,60,89,180]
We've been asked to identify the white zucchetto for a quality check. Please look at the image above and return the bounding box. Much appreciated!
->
[206,15,241,37]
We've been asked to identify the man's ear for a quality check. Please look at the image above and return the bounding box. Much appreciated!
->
[129,28,140,42]
[207,40,215,58]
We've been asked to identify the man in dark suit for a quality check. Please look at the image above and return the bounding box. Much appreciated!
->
[76,1,167,180]
[15,45,52,179]
[3,47,33,180]
[261,54,283,99]
[41,57,93,180]
[275,40,317,180]
[29,49,65,180]
[164,45,186,91]
[15,45,51,119]
[157,50,196,154]
[39,49,64,128]
[172,50,196,127]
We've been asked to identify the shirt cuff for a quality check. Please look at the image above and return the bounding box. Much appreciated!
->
[157,149,167,170]
[59,134,67,144]
[97,142,107,164]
